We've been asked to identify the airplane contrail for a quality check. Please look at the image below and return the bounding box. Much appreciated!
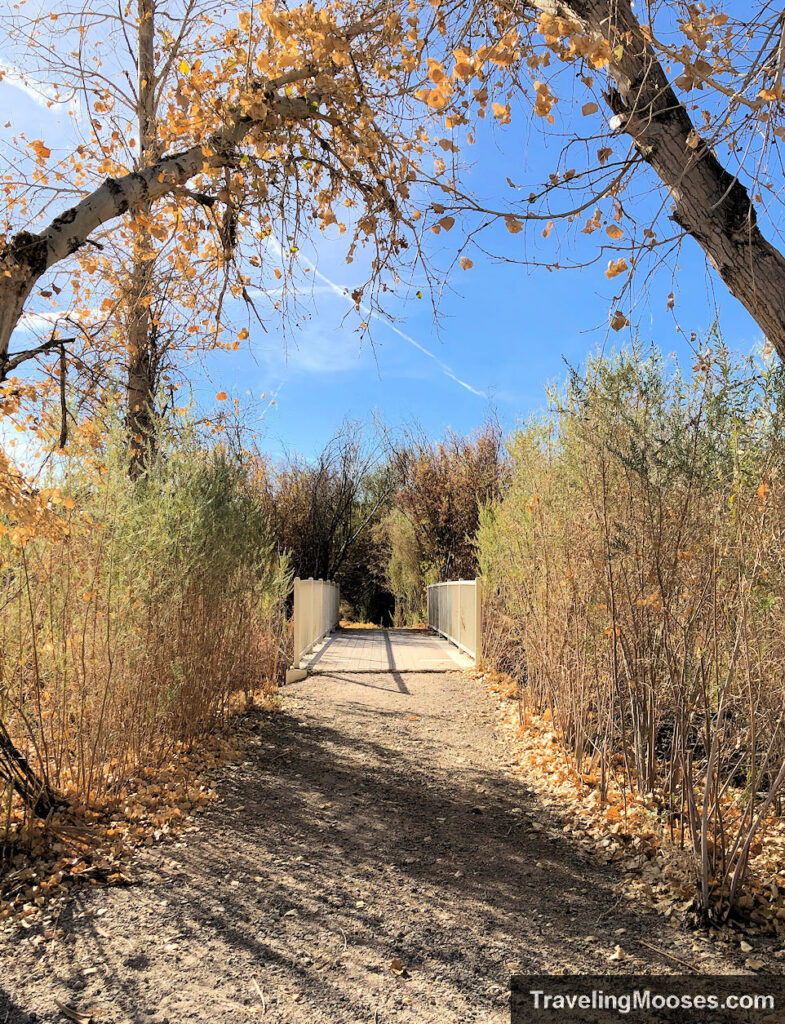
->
[308,264,487,398]
[266,234,487,399]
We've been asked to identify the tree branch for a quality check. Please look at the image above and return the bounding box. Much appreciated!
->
[1,335,76,378]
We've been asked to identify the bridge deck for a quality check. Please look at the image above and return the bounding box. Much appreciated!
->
[301,627,473,674]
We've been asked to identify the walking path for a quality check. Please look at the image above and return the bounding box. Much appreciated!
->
[302,627,473,674]
[1,670,746,1023]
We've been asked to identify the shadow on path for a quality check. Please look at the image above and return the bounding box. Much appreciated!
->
[382,630,411,694]
[0,672,742,1024]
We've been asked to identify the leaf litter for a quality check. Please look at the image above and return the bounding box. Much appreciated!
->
[1,690,279,933]
[476,665,785,961]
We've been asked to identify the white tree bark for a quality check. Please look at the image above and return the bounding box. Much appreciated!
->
[0,86,313,372]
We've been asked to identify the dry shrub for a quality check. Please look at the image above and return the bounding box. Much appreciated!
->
[377,420,506,624]
[0,413,290,837]
[478,345,785,917]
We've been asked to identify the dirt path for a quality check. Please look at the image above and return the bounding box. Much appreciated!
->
[1,670,746,1023]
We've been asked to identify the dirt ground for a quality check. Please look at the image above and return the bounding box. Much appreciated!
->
[0,669,755,1023]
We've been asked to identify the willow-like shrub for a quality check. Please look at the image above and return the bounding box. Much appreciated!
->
[0,413,290,823]
[478,345,785,915]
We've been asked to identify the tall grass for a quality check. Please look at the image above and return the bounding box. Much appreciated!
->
[478,345,785,916]
[0,412,290,831]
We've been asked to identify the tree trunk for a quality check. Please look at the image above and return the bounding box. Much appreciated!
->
[524,0,785,359]
[127,0,159,477]
[126,275,159,476]
[0,721,62,819]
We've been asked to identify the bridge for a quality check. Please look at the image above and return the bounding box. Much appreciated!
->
[286,577,481,682]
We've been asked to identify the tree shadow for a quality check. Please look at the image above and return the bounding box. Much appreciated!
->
[0,987,40,1024]
[5,701,729,1023]
[382,630,410,694]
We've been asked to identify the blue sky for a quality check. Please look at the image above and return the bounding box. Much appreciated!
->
[191,117,763,459]
[188,97,764,458]
[1,27,767,460]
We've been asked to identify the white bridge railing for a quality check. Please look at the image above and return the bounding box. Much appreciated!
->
[292,577,340,669]
[427,578,483,661]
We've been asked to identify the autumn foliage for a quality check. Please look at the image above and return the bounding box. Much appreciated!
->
[0,411,289,846]
[377,423,505,623]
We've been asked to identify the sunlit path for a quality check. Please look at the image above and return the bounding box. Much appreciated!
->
[301,627,474,674]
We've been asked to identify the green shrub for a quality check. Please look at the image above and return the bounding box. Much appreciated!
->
[478,342,785,915]
[0,409,290,819]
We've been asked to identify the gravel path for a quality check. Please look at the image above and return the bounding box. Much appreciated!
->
[1,670,745,1023]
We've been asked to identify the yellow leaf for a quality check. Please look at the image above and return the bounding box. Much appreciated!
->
[427,60,446,85]
[29,140,51,162]
[179,59,190,75]
[459,257,474,270]
[532,80,556,121]
[237,327,249,340]
[606,224,624,240]
[216,391,228,401]
[453,61,474,81]
[417,88,449,111]
[604,258,628,279]
[610,309,629,331]
[63,497,75,510]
